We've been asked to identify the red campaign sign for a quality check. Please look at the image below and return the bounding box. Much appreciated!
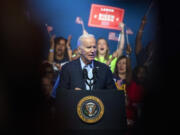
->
[88,4,125,30]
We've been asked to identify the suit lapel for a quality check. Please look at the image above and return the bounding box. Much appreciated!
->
[76,58,86,90]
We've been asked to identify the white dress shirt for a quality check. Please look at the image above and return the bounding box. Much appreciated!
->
[80,58,94,90]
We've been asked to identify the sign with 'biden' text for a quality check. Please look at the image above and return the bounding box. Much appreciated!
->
[88,4,125,30]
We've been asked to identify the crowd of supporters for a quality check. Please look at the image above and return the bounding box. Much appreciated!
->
[39,14,155,134]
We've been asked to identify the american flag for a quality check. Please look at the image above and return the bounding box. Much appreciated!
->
[108,32,119,41]
[75,16,83,25]
[126,28,133,35]
[45,24,53,33]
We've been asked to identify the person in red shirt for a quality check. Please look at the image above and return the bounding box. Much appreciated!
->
[126,65,148,127]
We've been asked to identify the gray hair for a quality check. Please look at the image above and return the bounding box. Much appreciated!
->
[77,33,95,47]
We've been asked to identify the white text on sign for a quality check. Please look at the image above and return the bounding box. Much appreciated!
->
[100,8,114,12]
[98,14,114,22]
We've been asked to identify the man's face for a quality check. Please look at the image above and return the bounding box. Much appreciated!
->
[79,37,96,64]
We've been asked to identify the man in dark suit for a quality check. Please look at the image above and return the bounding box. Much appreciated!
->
[59,33,116,90]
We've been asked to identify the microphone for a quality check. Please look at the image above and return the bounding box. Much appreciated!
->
[82,67,98,90]
[82,68,92,90]
[82,68,88,79]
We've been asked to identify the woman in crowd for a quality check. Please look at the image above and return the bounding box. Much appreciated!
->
[112,44,134,131]
[48,35,72,71]
[126,65,148,128]
[113,44,132,93]
[95,22,125,73]
[46,35,72,98]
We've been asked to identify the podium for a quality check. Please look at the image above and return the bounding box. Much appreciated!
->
[55,89,127,132]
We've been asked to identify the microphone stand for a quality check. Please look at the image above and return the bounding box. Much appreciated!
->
[83,68,97,91]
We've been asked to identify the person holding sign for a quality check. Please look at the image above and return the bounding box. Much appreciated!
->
[95,22,125,73]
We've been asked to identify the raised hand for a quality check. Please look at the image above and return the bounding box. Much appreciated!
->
[119,22,125,29]
[66,35,73,61]
[50,34,56,48]
[66,35,72,48]
[112,51,118,58]
[126,44,132,55]
[83,29,88,35]
[142,15,147,24]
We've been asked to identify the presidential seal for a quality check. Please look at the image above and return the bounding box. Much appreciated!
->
[77,96,104,124]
